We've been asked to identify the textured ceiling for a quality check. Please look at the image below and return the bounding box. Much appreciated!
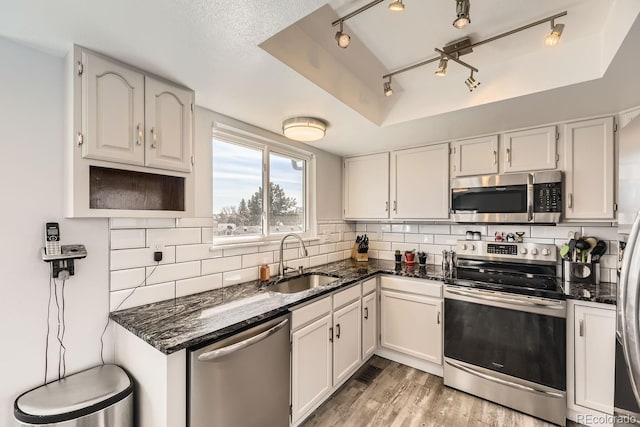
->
[0,0,639,156]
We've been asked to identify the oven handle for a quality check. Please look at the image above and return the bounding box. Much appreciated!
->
[527,173,534,221]
[446,360,564,399]
[445,287,564,310]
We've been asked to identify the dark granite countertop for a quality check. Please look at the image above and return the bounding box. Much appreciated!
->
[110,259,444,355]
[562,281,617,305]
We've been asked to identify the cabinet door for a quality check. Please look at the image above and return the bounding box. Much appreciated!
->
[333,299,362,385]
[380,290,442,364]
[391,144,449,219]
[502,126,557,173]
[564,117,615,220]
[344,153,389,219]
[362,291,377,360]
[574,305,616,414]
[452,135,498,177]
[81,51,145,166]
[145,77,193,172]
[291,314,333,423]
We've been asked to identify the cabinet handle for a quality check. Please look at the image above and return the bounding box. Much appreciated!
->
[493,150,497,165]
[364,307,369,320]
[393,201,397,212]
[579,319,584,337]
[568,193,573,209]
[385,201,389,212]
[329,327,333,343]
[506,148,511,164]
[437,311,441,325]
[136,123,143,146]
[336,323,341,339]
[150,127,157,148]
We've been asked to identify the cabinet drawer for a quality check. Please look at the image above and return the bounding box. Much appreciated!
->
[362,278,376,295]
[291,296,331,330]
[380,276,442,298]
[333,284,361,309]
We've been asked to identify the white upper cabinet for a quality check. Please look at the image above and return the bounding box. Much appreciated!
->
[452,135,499,176]
[81,51,145,166]
[343,153,389,219]
[501,126,557,173]
[145,77,193,172]
[563,117,615,220]
[391,143,449,219]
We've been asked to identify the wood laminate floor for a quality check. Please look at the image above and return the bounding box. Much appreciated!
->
[301,356,582,427]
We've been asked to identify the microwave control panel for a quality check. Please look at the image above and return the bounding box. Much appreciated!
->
[533,182,562,213]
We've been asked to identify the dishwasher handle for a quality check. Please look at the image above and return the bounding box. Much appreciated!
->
[197,318,289,362]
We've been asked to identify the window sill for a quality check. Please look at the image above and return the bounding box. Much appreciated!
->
[210,235,321,251]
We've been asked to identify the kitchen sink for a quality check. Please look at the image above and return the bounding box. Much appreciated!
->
[268,273,340,294]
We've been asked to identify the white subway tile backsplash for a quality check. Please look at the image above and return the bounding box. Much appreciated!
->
[328,252,344,263]
[581,226,619,241]
[306,245,320,257]
[202,256,242,275]
[201,228,214,244]
[336,241,351,251]
[370,241,391,251]
[434,234,458,245]
[377,250,394,261]
[146,261,201,285]
[109,218,175,229]
[242,252,274,268]
[176,217,214,228]
[404,234,434,244]
[176,274,223,297]
[176,244,223,262]
[309,254,329,267]
[111,229,145,249]
[318,223,336,234]
[147,228,201,247]
[392,243,417,253]
[355,223,366,232]
[391,224,420,234]
[110,282,175,311]
[365,223,391,233]
[598,254,617,269]
[111,247,176,270]
[223,246,260,257]
[419,225,451,234]
[110,268,146,291]
[382,233,404,243]
[318,243,337,254]
[528,226,579,239]
[450,225,488,236]
[222,267,259,287]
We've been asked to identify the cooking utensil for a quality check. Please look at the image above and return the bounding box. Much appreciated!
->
[575,238,590,263]
[559,244,570,259]
[590,240,607,262]
[568,239,577,262]
[584,237,598,263]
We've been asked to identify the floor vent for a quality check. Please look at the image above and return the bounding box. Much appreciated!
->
[355,365,382,385]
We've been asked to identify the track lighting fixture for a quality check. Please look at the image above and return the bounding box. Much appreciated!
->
[544,19,565,47]
[335,21,351,48]
[388,0,405,12]
[453,0,471,29]
[465,71,480,92]
[435,56,448,77]
[383,77,393,96]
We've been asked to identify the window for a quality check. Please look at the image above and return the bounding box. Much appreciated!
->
[212,131,312,243]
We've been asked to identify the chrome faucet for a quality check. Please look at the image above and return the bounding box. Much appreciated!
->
[278,233,308,278]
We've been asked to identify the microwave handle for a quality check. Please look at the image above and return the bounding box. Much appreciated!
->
[527,174,534,221]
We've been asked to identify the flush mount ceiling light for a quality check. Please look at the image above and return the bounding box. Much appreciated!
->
[388,0,405,12]
[335,21,351,48]
[453,0,471,29]
[465,70,480,92]
[381,11,567,97]
[545,19,565,47]
[282,117,328,142]
[383,77,393,96]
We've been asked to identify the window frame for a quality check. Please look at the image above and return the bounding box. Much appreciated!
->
[211,123,316,247]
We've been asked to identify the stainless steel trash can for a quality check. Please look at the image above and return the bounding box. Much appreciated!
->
[14,364,133,427]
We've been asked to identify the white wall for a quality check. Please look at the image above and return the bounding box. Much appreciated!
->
[0,38,110,425]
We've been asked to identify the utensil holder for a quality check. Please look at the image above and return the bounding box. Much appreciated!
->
[563,260,600,285]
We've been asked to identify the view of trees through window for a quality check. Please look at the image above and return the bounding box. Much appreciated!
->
[212,138,305,237]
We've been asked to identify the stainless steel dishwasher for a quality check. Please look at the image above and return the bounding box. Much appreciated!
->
[188,314,290,427]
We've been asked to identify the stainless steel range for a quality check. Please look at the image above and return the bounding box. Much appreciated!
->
[444,240,567,426]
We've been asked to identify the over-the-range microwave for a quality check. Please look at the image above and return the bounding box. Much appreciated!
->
[451,171,562,224]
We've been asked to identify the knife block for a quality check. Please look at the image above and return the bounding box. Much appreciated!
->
[351,244,368,262]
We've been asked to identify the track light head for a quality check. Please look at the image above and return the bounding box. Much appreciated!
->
[465,71,480,92]
[388,0,405,12]
[383,80,393,97]
[544,21,564,47]
[435,57,448,77]
[335,21,351,48]
[453,0,471,29]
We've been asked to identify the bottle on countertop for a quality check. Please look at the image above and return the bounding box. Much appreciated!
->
[259,264,270,282]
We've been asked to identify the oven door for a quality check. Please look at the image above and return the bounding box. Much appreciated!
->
[444,285,566,390]
[451,173,532,223]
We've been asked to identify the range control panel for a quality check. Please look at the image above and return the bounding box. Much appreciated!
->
[456,240,558,264]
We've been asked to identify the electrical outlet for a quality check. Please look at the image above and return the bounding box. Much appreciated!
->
[152,241,164,261]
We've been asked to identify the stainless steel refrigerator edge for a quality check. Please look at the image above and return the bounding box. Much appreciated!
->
[615,114,640,426]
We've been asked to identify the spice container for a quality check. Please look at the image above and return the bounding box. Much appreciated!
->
[259,264,270,282]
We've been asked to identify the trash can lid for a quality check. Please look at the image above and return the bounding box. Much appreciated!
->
[15,364,132,424]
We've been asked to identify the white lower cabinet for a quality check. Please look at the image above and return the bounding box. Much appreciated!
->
[572,302,616,415]
[333,299,362,385]
[380,289,443,364]
[362,290,377,359]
